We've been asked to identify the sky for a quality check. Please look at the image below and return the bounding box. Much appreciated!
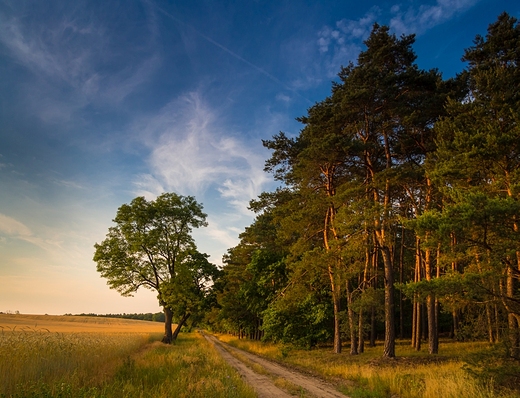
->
[0,0,518,315]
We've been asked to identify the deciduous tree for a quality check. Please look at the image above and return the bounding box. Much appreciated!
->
[93,193,209,343]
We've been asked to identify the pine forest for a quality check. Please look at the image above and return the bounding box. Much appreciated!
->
[207,13,520,364]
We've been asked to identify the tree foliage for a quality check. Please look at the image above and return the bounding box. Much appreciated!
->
[212,13,520,367]
[93,193,216,343]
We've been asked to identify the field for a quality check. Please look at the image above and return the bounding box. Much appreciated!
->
[3,314,519,398]
[0,314,164,333]
[0,314,255,398]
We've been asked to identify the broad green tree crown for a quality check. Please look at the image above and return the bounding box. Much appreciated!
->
[93,192,211,343]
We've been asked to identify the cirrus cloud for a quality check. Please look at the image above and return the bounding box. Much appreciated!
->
[133,91,270,215]
[390,0,481,35]
[0,213,31,237]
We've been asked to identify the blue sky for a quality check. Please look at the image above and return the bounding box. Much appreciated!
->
[0,0,518,315]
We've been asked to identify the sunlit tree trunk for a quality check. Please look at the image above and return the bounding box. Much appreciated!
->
[370,305,377,347]
[507,265,520,358]
[358,245,371,354]
[380,245,395,358]
[346,280,358,355]
[399,226,405,339]
[425,244,438,354]
[377,131,396,358]
[412,299,418,347]
[450,233,459,339]
[358,309,365,354]
[494,303,500,343]
[505,174,520,357]
[435,245,441,345]
[324,199,343,354]
[162,306,174,344]
[332,283,342,354]
[475,252,495,344]
[412,236,422,351]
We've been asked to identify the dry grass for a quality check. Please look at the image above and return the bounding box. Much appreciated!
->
[106,333,257,398]
[0,329,156,395]
[217,336,519,398]
[0,315,255,398]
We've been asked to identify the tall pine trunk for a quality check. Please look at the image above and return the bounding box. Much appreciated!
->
[507,265,520,358]
[358,309,365,353]
[505,175,520,358]
[370,245,378,347]
[399,226,405,339]
[330,283,342,354]
[450,233,459,339]
[358,245,371,354]
[379,132,396,358]
[380,245,395,358]
[412,236,422,350]
[424,245,438,354]
[346,280,358,355]
[323,173,342,354]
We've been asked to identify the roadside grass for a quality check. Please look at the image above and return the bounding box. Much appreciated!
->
[217,335,518,398]
[0,315,255,398]
[101,333,257,398]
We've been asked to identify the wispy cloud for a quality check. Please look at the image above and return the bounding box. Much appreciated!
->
[133,91,270,215]
[287,7,381,86]
[390,0,481,35]
[132,90,275,254]
[0,10,103,88]
[204,219,242,251]
[0,213,31,236]
[0,2,160,124]
[0,212,70,254]
[51,178,85,190]
[276,93,291,103]
[318,8,381,76]
[318,7,381,56]
[310,0,479,81]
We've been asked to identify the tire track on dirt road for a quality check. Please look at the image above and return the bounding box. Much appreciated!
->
[203,333,349,398]
[203,333,291,398]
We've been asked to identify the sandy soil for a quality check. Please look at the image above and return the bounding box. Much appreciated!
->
[203,333,349,398]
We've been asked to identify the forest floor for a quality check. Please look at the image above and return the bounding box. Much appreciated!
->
[203,333,349,398]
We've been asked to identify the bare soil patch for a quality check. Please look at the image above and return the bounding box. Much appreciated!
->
[203,333,349,398]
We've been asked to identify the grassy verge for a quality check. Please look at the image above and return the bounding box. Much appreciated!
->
[217,335,518,398]
[101,333,257,398]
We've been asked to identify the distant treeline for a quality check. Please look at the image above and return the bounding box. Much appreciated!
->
[64,312,165,322]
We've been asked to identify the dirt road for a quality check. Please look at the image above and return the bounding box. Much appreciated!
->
[203,333,349,398]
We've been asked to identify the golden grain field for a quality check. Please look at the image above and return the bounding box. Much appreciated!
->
[0,314,255,398]
[0,314,162,396]
[0,313,164,333]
